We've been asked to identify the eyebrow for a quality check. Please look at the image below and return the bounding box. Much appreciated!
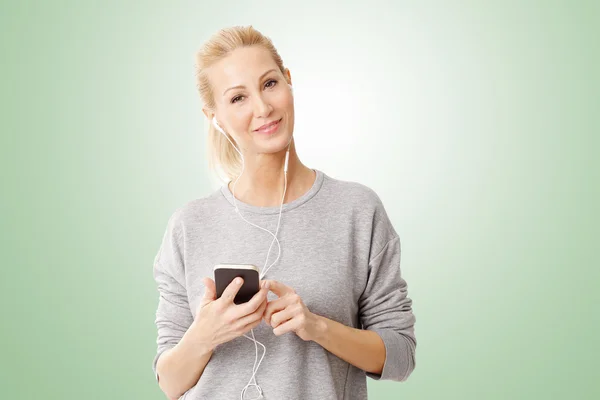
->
[222,68,278,96]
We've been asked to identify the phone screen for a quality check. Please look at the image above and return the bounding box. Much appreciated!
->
[214,264,260,304]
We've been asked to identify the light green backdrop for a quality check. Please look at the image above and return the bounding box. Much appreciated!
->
[1,1,598,399]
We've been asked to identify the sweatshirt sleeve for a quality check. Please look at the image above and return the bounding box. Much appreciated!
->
[358,234,417,382]
[151,212,194,382]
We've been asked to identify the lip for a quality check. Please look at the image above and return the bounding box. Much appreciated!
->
[254,118,282,133]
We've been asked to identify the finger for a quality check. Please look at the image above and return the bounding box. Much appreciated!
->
[202,278,217,300]
[257,297,268,315]
[240,315,263,335]
[234,281,270,317]
[197,278,217,313]
[265,280,294,298]
[273,317,301,336]
[236,298,268,329]
[264,295,296,324]
[220,277,244,304]
[270,304,300,329]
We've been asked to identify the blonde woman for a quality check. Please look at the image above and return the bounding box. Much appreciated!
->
[152,25,416,400]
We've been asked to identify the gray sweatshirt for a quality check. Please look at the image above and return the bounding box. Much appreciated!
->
[152,169,417,399]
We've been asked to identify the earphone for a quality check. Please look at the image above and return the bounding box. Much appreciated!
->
[212,116,290,279]
[211,83,292,399]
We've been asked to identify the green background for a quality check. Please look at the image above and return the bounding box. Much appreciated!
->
[2,1,598,399]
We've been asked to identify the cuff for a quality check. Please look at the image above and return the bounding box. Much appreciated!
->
[152,346,174,382]
[366,328,414,381]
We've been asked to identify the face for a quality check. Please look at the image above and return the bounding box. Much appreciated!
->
[203,46,294,156]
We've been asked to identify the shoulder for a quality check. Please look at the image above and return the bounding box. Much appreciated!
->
[162,187,224,231]
[321,171,398,243]
[321,171,386,211]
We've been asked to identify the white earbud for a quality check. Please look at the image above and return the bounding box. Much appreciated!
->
[212,116,226,135]
[213,116,243,159]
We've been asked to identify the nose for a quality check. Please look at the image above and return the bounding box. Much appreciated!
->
[252,93,273,118]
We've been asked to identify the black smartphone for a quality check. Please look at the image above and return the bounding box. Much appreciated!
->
[214,264,260,305]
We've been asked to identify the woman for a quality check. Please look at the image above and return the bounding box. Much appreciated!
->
[152,25,416,400]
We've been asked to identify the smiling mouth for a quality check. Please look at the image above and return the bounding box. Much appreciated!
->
[254,118,282,133]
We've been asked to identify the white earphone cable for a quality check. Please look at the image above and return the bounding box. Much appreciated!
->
[212,115,290,400]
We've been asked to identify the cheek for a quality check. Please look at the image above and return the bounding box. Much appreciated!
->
[280,92,294,110]
[266,90,292,111]
[229,109,254,132]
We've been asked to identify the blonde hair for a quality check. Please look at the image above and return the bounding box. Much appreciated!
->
[195,25,288,183]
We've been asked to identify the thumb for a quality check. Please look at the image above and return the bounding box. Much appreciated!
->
[266,279,294,297]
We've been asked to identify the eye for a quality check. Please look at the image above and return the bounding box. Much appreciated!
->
[230,79,277,104]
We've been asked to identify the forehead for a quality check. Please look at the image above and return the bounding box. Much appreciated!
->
[209,46,278,91]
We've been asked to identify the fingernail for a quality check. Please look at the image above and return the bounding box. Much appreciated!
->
[265,281,270,289]
[235,278,242,285]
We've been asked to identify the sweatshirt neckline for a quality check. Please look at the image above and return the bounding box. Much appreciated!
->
[220,169,324,215]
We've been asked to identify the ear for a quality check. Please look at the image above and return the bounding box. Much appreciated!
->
[284,68,292,86]
[202,106,214,121]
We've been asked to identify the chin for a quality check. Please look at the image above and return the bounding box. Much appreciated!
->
[255,131,292,154]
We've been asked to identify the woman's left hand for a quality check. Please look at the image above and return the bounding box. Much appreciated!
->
[263,280,324,342]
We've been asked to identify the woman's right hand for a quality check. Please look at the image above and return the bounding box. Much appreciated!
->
[189,277,270,349]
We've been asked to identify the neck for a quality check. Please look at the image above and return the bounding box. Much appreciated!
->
[228,138,315,207]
